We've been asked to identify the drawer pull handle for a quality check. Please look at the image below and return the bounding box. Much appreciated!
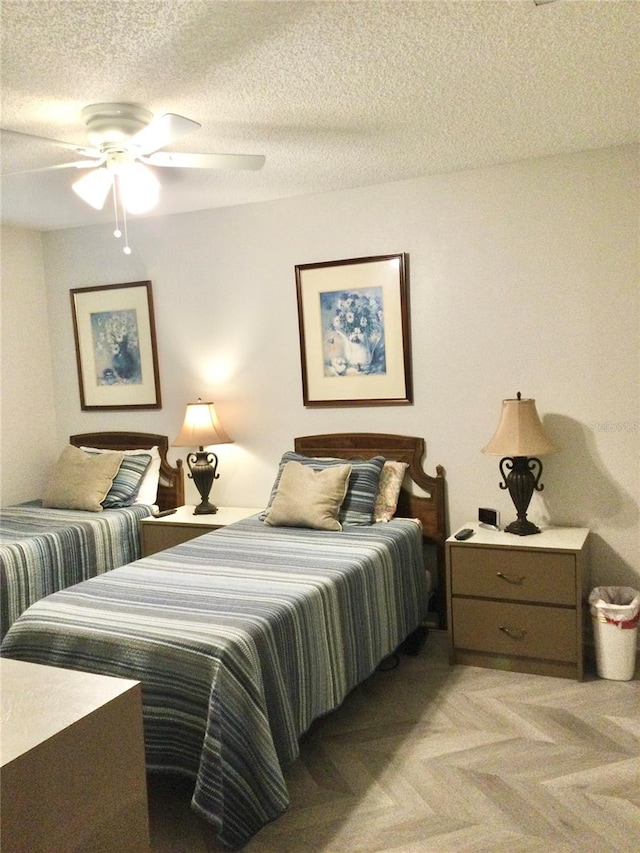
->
[499,625,527,640]
[496,571,525,584]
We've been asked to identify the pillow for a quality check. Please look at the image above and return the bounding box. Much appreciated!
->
[81,445,161,505]
[262,451,386,525]
[90,452,152,508]
[374,460,409,522]
[264,460,351,531]
[43,445,124,512]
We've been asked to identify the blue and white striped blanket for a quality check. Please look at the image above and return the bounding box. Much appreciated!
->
[0,501,151,638]
[1,515,428,850]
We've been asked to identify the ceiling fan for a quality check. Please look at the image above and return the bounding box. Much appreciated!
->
[1,103,266,252]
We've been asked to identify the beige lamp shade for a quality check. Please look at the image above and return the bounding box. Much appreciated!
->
[172,400,233,449]
[482,395,558,457]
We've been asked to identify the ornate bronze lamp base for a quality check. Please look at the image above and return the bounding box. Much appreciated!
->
[185,449,220,515]
[499,455,544,536]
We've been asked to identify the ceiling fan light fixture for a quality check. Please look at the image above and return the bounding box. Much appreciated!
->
[118,162,160,214]
[72,167,113,209]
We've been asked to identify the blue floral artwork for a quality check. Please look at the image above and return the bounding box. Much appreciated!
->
[320,287,386,377]
[90,309,142,386]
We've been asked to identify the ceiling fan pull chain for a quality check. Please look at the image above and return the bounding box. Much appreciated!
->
[121,183,132,255]
[112,178,122,238]
[110,176,131,254]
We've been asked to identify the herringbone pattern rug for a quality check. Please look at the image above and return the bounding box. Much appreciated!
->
[148,631,640,852]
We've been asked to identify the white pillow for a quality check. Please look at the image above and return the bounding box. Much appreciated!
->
[80,445,161,505]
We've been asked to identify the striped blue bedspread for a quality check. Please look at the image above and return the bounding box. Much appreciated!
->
[0,501,151,638]
[1,515,428,850]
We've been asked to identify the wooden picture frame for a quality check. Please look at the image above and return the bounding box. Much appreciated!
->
[295,253,412,407]
[70,280,162,410]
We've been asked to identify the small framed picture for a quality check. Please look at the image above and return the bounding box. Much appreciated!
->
[295,253,412,407]
[70,280,162,410]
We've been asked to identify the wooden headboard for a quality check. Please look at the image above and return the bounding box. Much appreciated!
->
[70,432,184,512]
[295,433,447,625]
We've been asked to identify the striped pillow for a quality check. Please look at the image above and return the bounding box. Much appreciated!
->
[99,453,152,508]
[263,451,386,525]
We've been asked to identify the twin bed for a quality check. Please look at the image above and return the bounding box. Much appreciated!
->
[0,432,183,639]
[1,431,446,850]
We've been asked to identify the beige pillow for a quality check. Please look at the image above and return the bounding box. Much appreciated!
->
[43,445,124,512]
[374,460,409,522]
[264,460,352,531]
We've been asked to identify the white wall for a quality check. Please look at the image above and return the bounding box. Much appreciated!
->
[0,226,58,503]
[4,144,639,591]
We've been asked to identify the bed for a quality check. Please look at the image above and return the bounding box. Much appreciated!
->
[1,433,445,850]
[296,433,447,624]
[0,432,183,638]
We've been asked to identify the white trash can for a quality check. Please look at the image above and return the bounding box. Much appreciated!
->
[589,587,639,681]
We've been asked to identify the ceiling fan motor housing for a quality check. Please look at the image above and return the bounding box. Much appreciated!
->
[82,103,153,147]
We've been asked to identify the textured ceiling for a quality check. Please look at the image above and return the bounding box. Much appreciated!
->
[1,0,638,231]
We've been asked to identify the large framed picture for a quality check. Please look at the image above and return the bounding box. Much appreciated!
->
[295,253,412,407]
[70,280,162,410]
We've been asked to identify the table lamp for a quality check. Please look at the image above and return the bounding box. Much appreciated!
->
[172,399,233,514]
[482,392,558,535]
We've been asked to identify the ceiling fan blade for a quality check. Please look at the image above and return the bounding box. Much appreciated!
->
[129,113,201,156]
[142,151,266,170]
[2,159,104,177]
[0,127,101,158]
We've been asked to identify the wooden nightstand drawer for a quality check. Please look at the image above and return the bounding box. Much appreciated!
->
[450,546,576,605]
[452,598,577,662]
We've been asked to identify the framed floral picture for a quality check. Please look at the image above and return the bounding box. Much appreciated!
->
[70,280,162,410]
[295,253,412,407]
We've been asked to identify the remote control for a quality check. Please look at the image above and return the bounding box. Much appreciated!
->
[153,508,177,518]
[454,528,474,541]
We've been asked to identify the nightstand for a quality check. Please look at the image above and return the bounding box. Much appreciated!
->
[446,523,589,680]
[140,505,262,557]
